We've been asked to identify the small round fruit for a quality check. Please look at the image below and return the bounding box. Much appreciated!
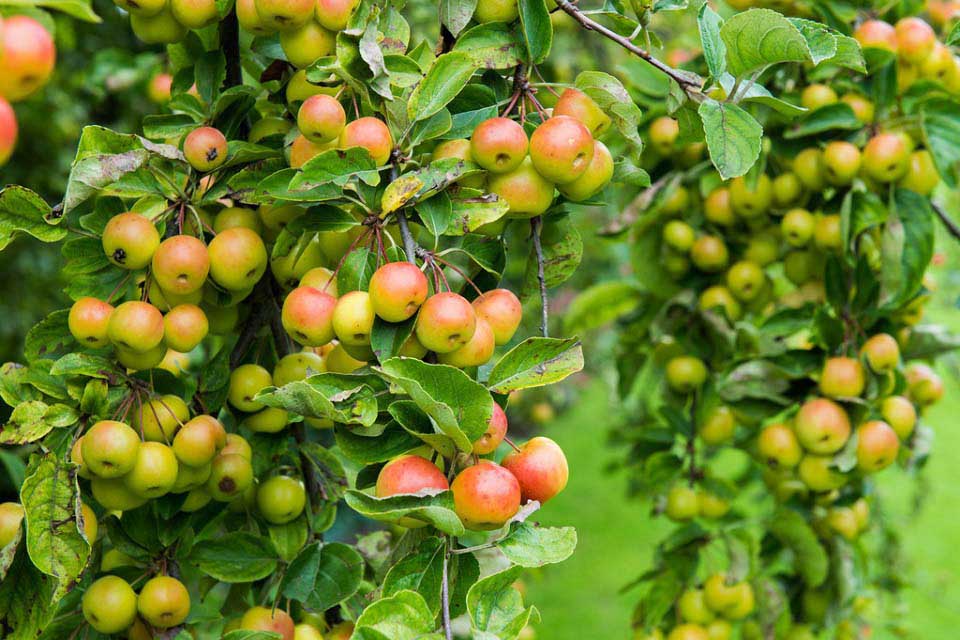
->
[437,316,496,368]
[90,477,148,511]
[314,0,359,30]
[257,475,307,524]
[729,174,772,219]
[222,433,253,460]
[69,297,114,348]
[280,20,336,68]
[906,363,944,406]
[855,420,900,472]
[861,333,899,372]
[184,126,228,172]
[800,84,838,111]
[473,402,508,455]
[698,406,735,446]
[163,304,208,352]
[813,214,842,252]
[663,220,696,253]
[107,301,165,354]
[678,588,715,624]
[665,484,700,521]
[854,19,897,52]
[415,292,477,354]
[273,351,326,386]
[124,442,179,498]
[793,148,826,191]
[699,286,741,321]
[529,115,594,184]
[137,576,190,628]
[102,213,160,270]
[170,0,218,28]
[241,606,295,640]
[0,16,56,101]
[228,363,274,412]
[82,420,141,478]
[0,503,25,548]
[666,356,708,393]
[297,94,346,144]
[82,576,138,634]
[207,453,254,501]
[881,395,917,440]
[899,149,940,195]
[472,288,522,345]
[757,423,802,468]
[152,235,210,295]
[667,625,708,640]
[794,397,851,454]
[819,357,866,398]
[725,261,765,302]
[557,140,614,201]
[332,290,375,346]
[207,227,268,291]
[862,133,910,182]
[488,157,555,218]
[451,461,521,530]
[781,208,815,247]
[470,117,528,174]
[172,415,225,467]
[553,87,611,137]
[822,141,862,185]
[130,8,188,44]
[368,261,429,322]
[690,236,729,273]
[282,286,337,346]
[648,116,679,155]
[502,436,569,504]
[133,394,189,442]
[0,97,16,166]
[376,455,449,496]
[703,188,735,227]
[338,116,392,165]
[895,17,936,64]
[242,407,289,433]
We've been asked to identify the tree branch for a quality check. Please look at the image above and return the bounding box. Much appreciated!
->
[932,202,960,242]
[220,8,242,90]
[531,216,549,338]
[553,0,704,100]
[441,537,453,640]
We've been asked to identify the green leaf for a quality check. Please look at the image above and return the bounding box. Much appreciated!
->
[377,357,493,451]
[354,590,436,640]
[698,99,763,180]
[408,52,477,122]
[0,546,58,640]
[518,0,552,64]
[7,0,101,21]
[788,18,838,65]
[721,8,810,76]
[768,507,829,586]
[344,490,466,535]
[0,401,79,445]
[487,337,584,394]
[948,20,960,46]
[371,317,417,363]
[563,281,644,334]
[388,400,458,459]
[444,194,510,236]
[920,98,960,187]
[255,374,381,426]
[497,522,577,567]
[820,34,866,73]
[381,158,481,214]
[188,532,278,582]
[383,537,445,612]
[335,423,422,464]
[698,4,727,79]
[467,566,539,638]
[783,103,861,139]
[0,186,66,252]
[268,518,308,562]
[452,23,524,69]
[880,189,934,308]
[440,0,478,36]
[281,541,364,610]
[49,353,117,379]
[575,72,644,152]
[19,452,90,598]
[222,632,283,640]
[290,147,381,188]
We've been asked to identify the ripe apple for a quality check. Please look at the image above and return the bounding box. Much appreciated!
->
[552,87,611,137]
[437,316,496,368]
[133,394,189,442]
[289,134,335,168]
[756,423,802,468]
[861,333,899,372]
[298,94,346,143]
[207,227,268,291]
[183,126,228,172]
[282,286,337,346]
[470,117,528,173]
[812,214,842,252]
[228,363,273,412]
[557,139,614,201]
[163,303,208,352]
[214,207,263,235]
[222,433,253,460]
[280,20,336,69]
[853,19,897,52]
[472,288,522,345]
[300,266,337,294]
[82,420,141,478]
[368,261,429,322]
[315,0,359,30]
[698,406,735,445]
[124,441,179,498]
[102,212,161,270]
[862,133,910,182]
[689,236,729,273]
[242,407,289,433]
[819,357,865,398]
[241,606,295,640]
[502,436,568,504]
[207,452,254,501]
[82,576,138,634]
[822,141,862,185]
[905,362,944,406]
[415,292,477,353]
[0,16,56,101]
[451,461,521,530]
[881,395,917,440]
[841,93,875,124]
[0,98,17,166]
[729,174,772,219]
[665,355,708,393]
[137,576,190,628]
[0,502,24,547]
[376,455,449,495]
[856,420,900,472]
[703,574,754,619]
[488,157,556,218]
[173,415,225,467]
[895,17,936,63]
[665,484,700,521]
[325,342,366,373]
[152,235,210,295]
[528,115,594,184]
[473,402,508,454]
[339,116,393,165]
[703,187,735,227]
[698,491,730,519]
[69,297,115,348]
[666,625,707,640]
[257,475,307,524]
[148,73,173,104]
[825,506,860,541]
[794,397,851,454]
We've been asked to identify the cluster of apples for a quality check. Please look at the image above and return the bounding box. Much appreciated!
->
[644,574,755,640]
[280,259,524,369]
[854,16,960,93]
[288,94,394,169]
[223,606,353,640]
[0,14,56,166]
[236,0,358,69]
[82,573,190,635]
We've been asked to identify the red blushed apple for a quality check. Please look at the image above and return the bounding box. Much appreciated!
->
[314,0,359,30]
[472,288,522,345]
[854,19,897,52]
[0,97,17,166]
[473,402,508,455]
[183,126,228,172]
[0,16,56,102]
[415,292,477,354]
[502,436,568,504]
[297,94,346,144]
[338,116,393,165]
[528,115,594,184]
[240,606,295,640]
[437,316,495,368]
[281,286,337,346]
[68,297,115,348]
[368,261,429,322]
[552,87,611,137]
[151,235,211,295]
[794,397,851,454]
[470,117,528,173]
[451,461,521,530]
[375,455,449,496]
[855,420,900,472]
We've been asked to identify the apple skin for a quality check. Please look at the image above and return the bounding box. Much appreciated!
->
[781,208,815,247]
[698,406,735,445]
[648,116,679,155]
[163,304,208,352]
[207,227,269,292]
[881,395,917,440]
[699,285,741,321]
[315,0,360,30]
[470,117,528,174]
[794,398,851,454]
[905,362,944,406]
[728,174,772,219]
[228,363,274,412]
[472,288,522,345]
[273,351,326,386]
[0,16,56,102]
[102,212,161,270]
[152,235,210,295]
[82,420,142,479]
[184,126,228,171]
[124,442,179,498]
[473,402,508,454]
[473,0,519,23]
[665,356,708,393]
[703,187,735,227]
[862,133,910,182]
[899,150,940,195]
[256,475,307,524]
[214,206,263,235]
[437,316,496,368]
[82,576,138,634]
[557,140,614,202]
[298,94,346,143]
[332,290,375,346]
[241,606,296,640]
[552,87,611,137]
[854,19,897,52]
[207,453,254,501]
[376,454,449,496]
[690,236,729,273]
[895,17,936,64]
[368,261,429,322]
[797,454,847,491]
[137,575,190,628]
[666,625,707,640]
[339,116,393,165]
[861,333,900,372]
[855,420,900,472]
[528,115,594,184]
[502,436,568,504]
[172,415,224,466]
[822,141,862,185]
[488,157,556,219]
[415,292,477,354]
[451,461,521,530]
[282,286,337,346]
[819,357,866,398]
[170,0,218,28]
[665,484,699,521]
[253,0,314,31]
[280,20,336,69]
[0,97,17,166]
[132,394,189,442]
[90,476,149,511]
[756,423,802,468]
[69,297,115,348]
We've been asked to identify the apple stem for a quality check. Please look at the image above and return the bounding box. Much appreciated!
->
[531,217,550,338]
[504,436,522,453]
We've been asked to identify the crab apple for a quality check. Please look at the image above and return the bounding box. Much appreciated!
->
[822,141,862,185]
[825,506,860,541]
[368,261,429,322]
[920,43,955,82]
[125,442,179,498]
[757,423,802,468]
[172,460,212,493]
[663,220,696,253]
[743,231,778,267]
[529,115,594,184]
[854,19,897,52]
[116,344,167,371]
[856,420,900,472]
[648,116,679,156]
[82,420,141,478]
[314,0,359,29]
[783,250,817,285]
[208,227,268,291]
[819,357,866,398]
[282,286,337,346]
[665,484,700,521]
[151,236,209,296]
[699,285,741,321]
[863,133,910,182]
[660,187,691,217]
[90,476,147,511]
[667,626,708,640]
[148,73,173,104]
[0,98,16,166]
[690,236,729,273]
[781,208,815,247]
[273,351,326,386]
[294,624,325,640]
[431,138,485,188]
[725,261,765,302]
[861,333,899,373]
[800,84,838,111]
[900,149,940,195]
[488,157,556,218]
[237,0,272,33]
[0,503,24,547]
[138,576,190,629]
[452,461,521,530]
[228,363,273,412]
[678,589,715,624]
[325,342,366,373]
[799,453,848,491]
[470,117,528,173]
[254,0,313,30]
[288,134,331,169]
[795,398,851,454]
[881,396,917,440]
[0,16,56,102]
[331,290,375,346]
[704,575,754,619]
[68,297,114,348]
[473,0,518,22]
[472,288,522,345]
[840,93,875,124]
[102,213,160,270]
[82,576,138,634]
[183,126,228,171]
[895,17,936,63]
[173,416,225,467]
[249,116,292,144]
[161,304,207,353]
[415,292,477,353]
[557,139,614,202]
[698,491,729,519]
[133,394,189,442]
[207,453,254,501]
[257,475,306,524]
[812,214,842,252]
[280,20,336,68]
[502,436,568,504]
[792,147,826,191]
[297,94,346,144]
[729,174,772,219]
[376,455,449,497]
[214,207,263,234]
[437,316,495,368]
[703,187,735,227]
[222,433,253,460]
[772,172,803,208]
[339,116,393,165]
[698,406,736,445]
[473,402,508,455]
[553,87,611,137]
[300,266,337,294]
[242,407,289,433]
[666,357,707,393]
[71,437,93,479]
[905,363,944,406]
[241,607,295,640]
[170,0,218,28]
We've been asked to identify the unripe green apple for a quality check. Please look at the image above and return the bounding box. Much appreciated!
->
[725,260,765,302]
[339,116,393,165]
[254,0,313,30]
[241,606,295,640]
[856,420,900,472]
[744,232,779,268]
[689,236,729,273]
[895,17,936,64]
[181,487,212,511]
[242,407,289,433]
[280,20,336,69]
[729,174,772,219]
[152,235,210,295]
[82,576,138,634]
[295,623,326,640]
[825,506,860,540]
[473,0,519,23]
[795,397,851,454]
[756,423,802,468]
[82,420,141,478]
[0,16,56,102]
[822,141,862,185]
[648,116,679,156]
[248,116,291,144]
[0,502,24,548]
[102,213,160,270]
[214,207,263,234]
[222,433,253,460]
[273,351,326,386]
[207,227,268,291]
[663,220,696,253]
[368,261,429,322]
[488,157,556,218]
[677,589,715,624]
[271,237,327,290]
[470,117,528,173]
[783,250,818,286]
[698,491,730,519]
[812,214,842,252]
[132,394,189,442]
[90,476,148,511]
[228,363,273,412]
[300,266,337,294]
[472,288,522,346]
[772,172,803,208]
[705,619,732,640]
[553,87,611,137]
[124,441,179,498]
[698,406,735,445]
[257,475,306,524]
[667,625,708,640]
[432,138,486,188]
[797,454,846,491]
[863,133,910,182]
[665,484,700,521]
[207,452,254,501]
[841,93,875,124]
[792,148,826,191]
[666,356,707,393]
[659,186,690,216]
[557,139,614,201]
[501,436,568,504]
[881,395,916,439]
[861,333,899,372]
[473,402,508,454]
[451,461,521,530]
[920,42,955,83]
[129,6,187,43]
[100,548,135,573]
[905,362,944,406]
[331,290,375,346]
[854,19,897,52]
[699,286,741,321]
[800,83,838,111]
[703,574,753,618]
[899,149,940,195]
[781,208,815,247]
[325,342,366,373]
[170,0,218,28]
[138,575,190,628]
[69,297,115,348]
[819,357,865,398]
[297,94,346,143]
[703,188,735,227]
[172,460,212,493]
[163,304,208,352]
[282,286,337,346]
[415,292,477,353]
[529,115,594,184]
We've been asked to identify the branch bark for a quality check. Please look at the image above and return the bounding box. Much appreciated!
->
[441,537,453,640]
[932,202,960,242]
[531,216,549,338]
